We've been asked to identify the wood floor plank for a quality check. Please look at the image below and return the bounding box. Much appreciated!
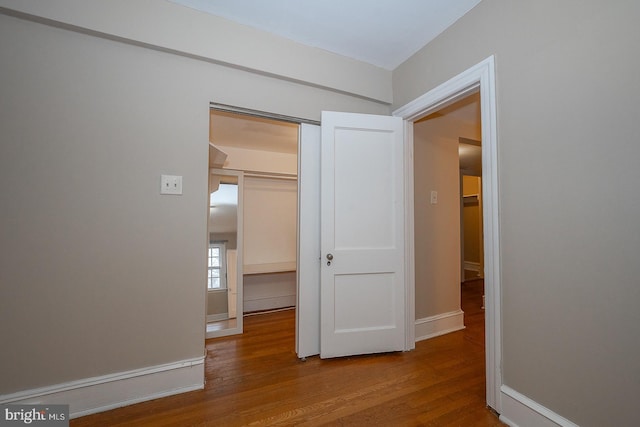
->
[71,280,503,426]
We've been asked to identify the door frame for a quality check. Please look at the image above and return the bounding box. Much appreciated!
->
[393,55,502,411]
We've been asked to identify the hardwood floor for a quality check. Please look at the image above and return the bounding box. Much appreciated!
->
[72,279,503,426]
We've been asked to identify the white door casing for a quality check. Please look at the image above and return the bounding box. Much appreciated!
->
[393,55,501,412]
[319,111,406,358]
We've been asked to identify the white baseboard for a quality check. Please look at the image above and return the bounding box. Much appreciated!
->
[243,272,296,313]
[414,309,465,342]
[499,385,579,427]
[244,295,296,313]
[0,356,205,419]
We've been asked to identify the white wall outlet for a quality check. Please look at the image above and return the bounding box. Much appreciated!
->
[160,174,183,195]
[430,190,438,204]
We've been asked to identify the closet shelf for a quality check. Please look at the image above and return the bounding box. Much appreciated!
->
[244,262,296,275]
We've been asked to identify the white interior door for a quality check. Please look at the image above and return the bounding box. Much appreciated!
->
[320,111,405,358]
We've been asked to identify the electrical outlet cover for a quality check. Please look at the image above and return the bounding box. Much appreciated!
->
[161,174,183,195]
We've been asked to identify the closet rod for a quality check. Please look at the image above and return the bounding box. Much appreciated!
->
[244,171,297,181]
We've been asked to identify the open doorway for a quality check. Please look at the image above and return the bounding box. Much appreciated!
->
[460,131,485,319]
[412,91,487,404]
[460,144,484,283]
[412,91,482,340]
[394,56,500,411]
[207,109,300,338]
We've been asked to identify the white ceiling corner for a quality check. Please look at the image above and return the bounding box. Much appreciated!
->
[169,0,482,70]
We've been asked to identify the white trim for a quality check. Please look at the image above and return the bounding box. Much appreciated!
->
[206,325,241,339]
[244,295,296,313]
[414,310,465,342]
[500,386,579,427]
[207,313,229,322]
[393,55,502,412]
[403,121,416,351]
[0,356,205,419]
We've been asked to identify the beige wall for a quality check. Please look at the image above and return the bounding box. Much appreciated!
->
[0,7,388,396]
[242,177,298,312]
[243,177,297,270]
[210,232,237,250]
[0,0,391,103]
[414,100,481,319]
[207,291,228,317]
[395,1,640,425]
[413,117,461,318]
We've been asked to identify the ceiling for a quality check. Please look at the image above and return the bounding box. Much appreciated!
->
[210,110,299,154]
[209,183,238,233]
[169,0,482,70]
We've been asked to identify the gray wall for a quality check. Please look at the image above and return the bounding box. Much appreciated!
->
[394,1,640,425]
[0,9,388,395]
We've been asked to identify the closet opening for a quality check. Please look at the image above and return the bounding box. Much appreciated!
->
[206,107,301,339]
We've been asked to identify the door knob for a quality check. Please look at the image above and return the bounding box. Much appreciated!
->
[326,253,333,260]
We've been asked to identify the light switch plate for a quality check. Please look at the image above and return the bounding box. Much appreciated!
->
[430,190,438,204]
[161,174,183,195]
